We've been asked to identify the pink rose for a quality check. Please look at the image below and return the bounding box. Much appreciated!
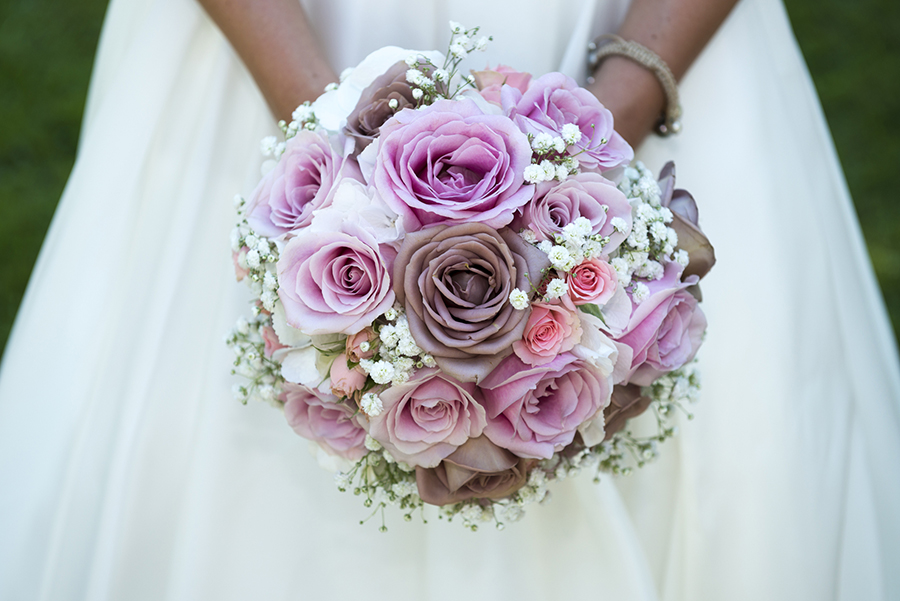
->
[276,221,395,335]
[282,383,366,461]
[329,353,367,398]
[502,72,633,172]
[472,65,532,106]
[346,328,376,362]
[568,258,617,305]
[246,130,362,238]
[510,173,632,252]
[373,98,534,230]
[616,262,707,385]
[260,325,286,358]
[480,353,611,459]
[512,299,582,366]
[366,368,487,468]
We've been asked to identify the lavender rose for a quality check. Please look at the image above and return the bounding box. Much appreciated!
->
[276,221,395,335]
[511,172,632,251]
[502,72,633,172]
[366,368,487,468]
[343,60,418,156]
[480,352,611,459]
[615,261,707,386]
[246,130,362,238]
[282,383,366,461]
[472,65,532,106]
[373,98,534,230]
[415,436,530,505]
[394,223,550,383]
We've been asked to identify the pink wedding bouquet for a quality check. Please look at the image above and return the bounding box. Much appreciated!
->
[227,24,715,530]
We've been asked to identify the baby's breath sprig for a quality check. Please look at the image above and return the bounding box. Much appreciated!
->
[231,196,280,312]
[226,310,284,407]
[402,22,492,107]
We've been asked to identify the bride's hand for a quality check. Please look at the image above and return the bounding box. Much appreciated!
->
[587,0,740,149]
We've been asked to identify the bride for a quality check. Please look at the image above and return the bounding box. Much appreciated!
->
[1,0,898,599]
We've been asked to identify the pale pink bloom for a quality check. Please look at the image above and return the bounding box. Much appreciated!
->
[329,353,367,398]
[568,258,618,306]
[512,299,582,366]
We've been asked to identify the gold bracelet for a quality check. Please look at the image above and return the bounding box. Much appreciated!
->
[587,34,682,136]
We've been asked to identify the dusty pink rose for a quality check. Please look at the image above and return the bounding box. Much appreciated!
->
[616,262,707,385]
[512,299,582,366]
[366,368,487,468]
[246,130,362,238]
[511,172,632,250]
[480,352,611,459]
[329,353,367,398]
[568,258,618,306]
[282,383,366,460]
[276,221,395,335]
[657,162,716,280]
[260,325,287,358]
[345,328,376,362]
[393,223,550,383]
[373,98,534,230]
[472,65,532,106]
[502,72,633,172]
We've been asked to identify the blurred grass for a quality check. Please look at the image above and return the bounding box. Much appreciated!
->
[0,0,109,359]
[0,0,898,361]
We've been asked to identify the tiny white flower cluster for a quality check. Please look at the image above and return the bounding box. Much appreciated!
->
[358,307,435,389]
[524,217,609,302]
[231,198,280,312]
[225,311,283,407]
[610,162,683,303]
[273,102,319,148]
[524,126,583,184]
[404,23,491,106]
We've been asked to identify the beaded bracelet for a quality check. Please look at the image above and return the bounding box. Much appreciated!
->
[587,34,683,136]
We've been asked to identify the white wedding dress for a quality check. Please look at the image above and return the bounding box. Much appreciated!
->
[2,0,899,599]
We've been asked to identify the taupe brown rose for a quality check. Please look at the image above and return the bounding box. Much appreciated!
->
[394,223,550,383]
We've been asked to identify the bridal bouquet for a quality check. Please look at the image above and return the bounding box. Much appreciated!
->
[227,24,715,530]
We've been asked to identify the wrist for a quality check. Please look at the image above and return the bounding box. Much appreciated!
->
[587,56,666,148]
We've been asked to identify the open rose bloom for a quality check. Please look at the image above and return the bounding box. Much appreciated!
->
[226,26,715,529]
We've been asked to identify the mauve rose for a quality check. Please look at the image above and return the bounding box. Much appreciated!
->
[657,162,716,280]
[260,324,287,358]
[276,221,395,335]
[394,223,550,383]
[512,298,582,366]
[367,368,487,468]
[480,352,611,459]
[510,172,632,251]
[246,130,362,239]
[502,72,633,172]
[616,261,707,386]
[345,327,376,362]
[415,436,530,505]
[472,65,532,106]
[344,61,418,156]
[568,258,618,306]
[373,98,534,230]
[329,353,367,398]
[282,383,366,461]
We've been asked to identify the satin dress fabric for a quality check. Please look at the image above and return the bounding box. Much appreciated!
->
[1,0,898,599]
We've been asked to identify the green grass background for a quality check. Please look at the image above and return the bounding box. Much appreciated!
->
[0,0,898,360]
